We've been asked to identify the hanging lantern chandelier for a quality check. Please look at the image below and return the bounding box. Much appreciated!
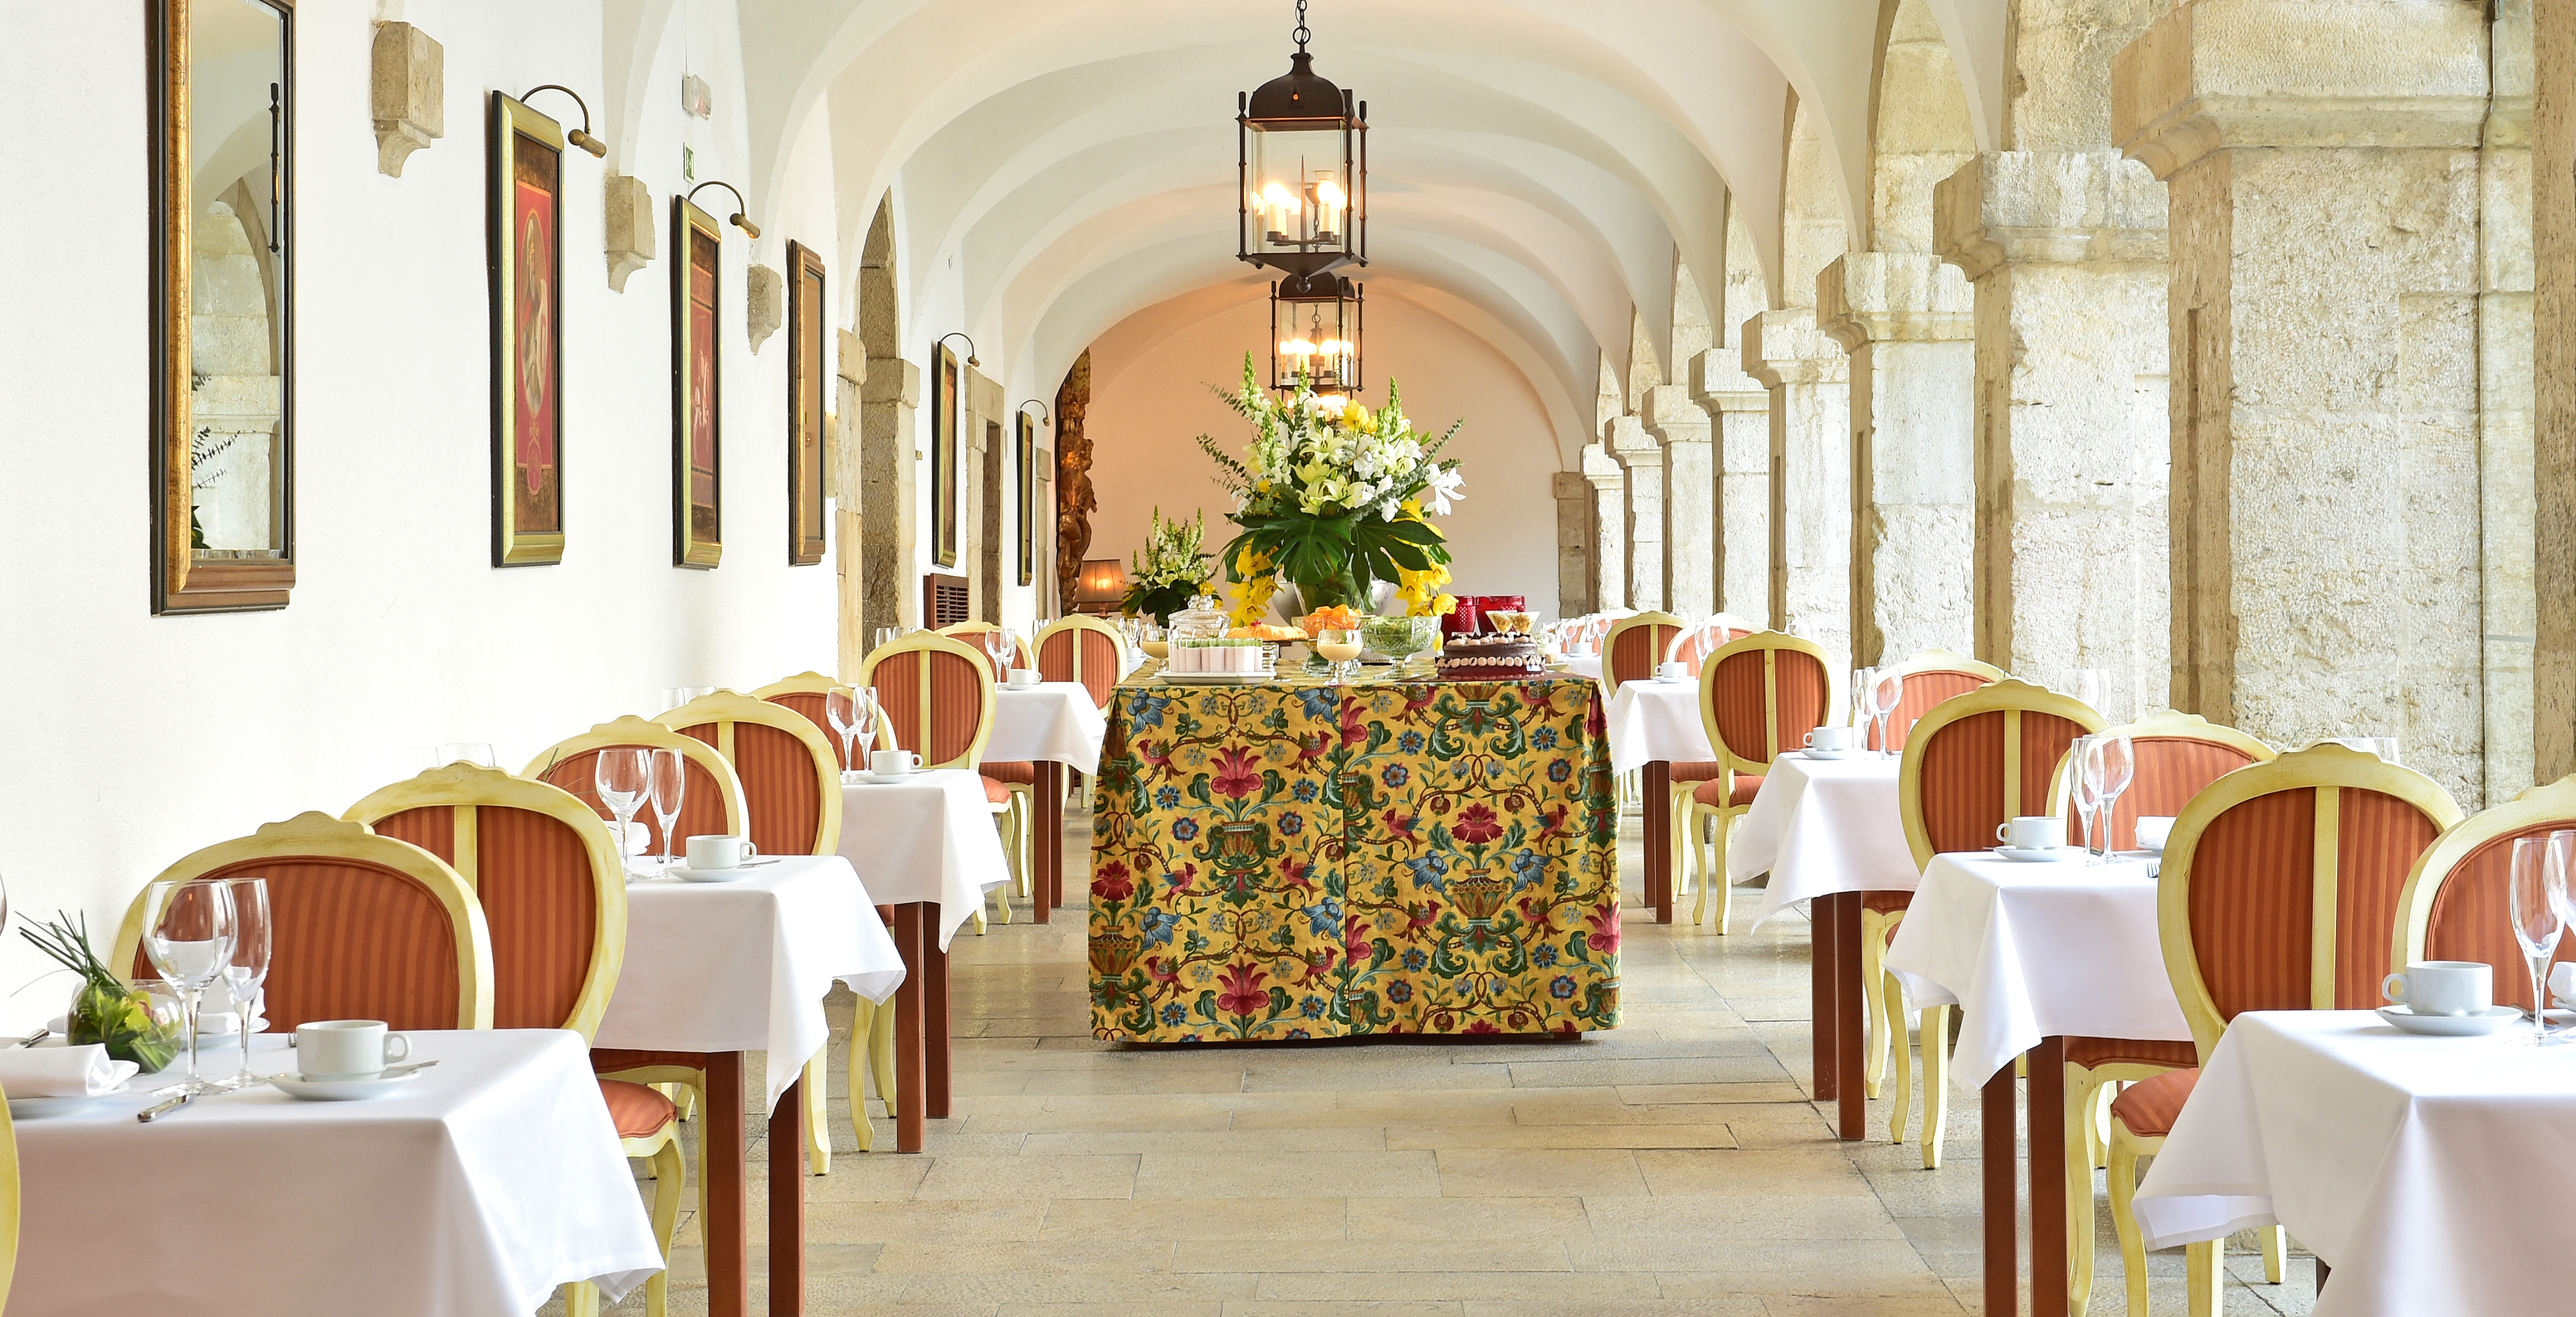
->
[1237,0,1366,279]
[1271,274,1362,395]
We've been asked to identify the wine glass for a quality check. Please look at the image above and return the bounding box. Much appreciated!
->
[594,749,651,868]
[647,748,687,867]
[872,627,900,656]
[2064,668,2106,715]
[983,629,1017,677]
[2087,734,2136,859]
[2069,734,2103,860]
[143,878,237,1093]
[218,877,271,1087]
[2511,836,2568,1042]
[1871,668,1905,757]
[827,688,865,771]
[1853,667,1881,751]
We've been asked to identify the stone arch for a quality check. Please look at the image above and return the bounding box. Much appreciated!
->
[855,192,910,632]
[1864,0,1978,252]
[1778,92,1849,310]
[190,194,282,555]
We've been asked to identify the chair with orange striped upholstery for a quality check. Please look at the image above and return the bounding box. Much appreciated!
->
[2393,772,2576,1012]
[1888,680,2104,1169]
[523,716,747,863]
[656,690,845,858]
[863,631,1026,929]
[1599,610,1686,697]
[1034,614,1129,813]
[1866,650,2006,753]
[939,620,1025,675]
[754,671,854,768]
[1676,631,1837,934]
[2105,744,2460,1316]
[2034,712,2275,1310]
[341,768,685,1317]
[932,626,1040,911]
[1664,614,1762,676]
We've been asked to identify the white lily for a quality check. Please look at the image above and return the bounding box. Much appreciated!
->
[1426,466,1466,515]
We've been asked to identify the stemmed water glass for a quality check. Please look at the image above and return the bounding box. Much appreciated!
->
[2070,734,2103,860]
[983,629,1017,677]
[1871,668,1905,757]
[218,877,271,1087]
[827,687,865,771]
[143,878,237,1094]
[2086,735,2135,860]
[2064,668,2106,715]
[646,748,687,868]
[2510,835,2568,1043]
[595,749,651,868]
[1853,667,1881,751]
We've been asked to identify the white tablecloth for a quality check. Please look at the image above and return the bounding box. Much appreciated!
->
[988,681,1108,774]
[595,853,904,1113]
[1727,753,1914,928]
[1603,677,1715,773]
[13,1030,661,1314]
[2134,1012,2576,1315]
[837,769,1012,951]
[1564,655,1603,684]
[1882,851,2189,1090]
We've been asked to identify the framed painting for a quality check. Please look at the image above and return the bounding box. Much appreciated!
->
[931,339,960,569]
[672,196,722,568]
[1016,412,1036,586]
[489,91,564,567]
[786,241,827,566]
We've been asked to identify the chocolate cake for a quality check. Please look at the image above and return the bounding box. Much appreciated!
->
[1436,632,1545,680]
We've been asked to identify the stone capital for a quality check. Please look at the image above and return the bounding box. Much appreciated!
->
[1551,471,1590,500]
[1742,310,1849,388]
[1933,152,2169,282]
[370,22,443,178]
[1642,385,1710,444]
[862,357,921,407]
[2111,0,2491,180]
[1579,442,1624,489]
[745,266,783,354]
[1605,414,1663,464]
[1815,253,1973,354]
[1689,349,1767,413]
[837,329,868,386]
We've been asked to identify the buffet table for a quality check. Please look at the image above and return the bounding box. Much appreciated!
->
[1088,674,1620,1041]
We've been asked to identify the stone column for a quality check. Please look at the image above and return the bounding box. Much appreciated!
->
[833,330,869,680]
[1817,253,1976,667]
[859,357,921,632]
[2115,0,2494,802]
[1693,350,1771,625]
[1937,152,2172,724]
[1645,385,1714,617]
[1553,472,1593,617]
[1744,311,1852,669]
[1607,417,1666,612]
[1579,443,1627,612]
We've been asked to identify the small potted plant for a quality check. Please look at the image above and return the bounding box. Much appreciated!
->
[23,910,183,1073]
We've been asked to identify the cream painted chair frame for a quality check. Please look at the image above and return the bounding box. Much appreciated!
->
[2391,771,2576,972]
[523,715,751,841]
[0,1086,15,1310]
[879,635,1027,930]
[656,689,846,856]
[859,632,1000,770]
[1598,609,1686,700]
[2104,744,2461,1317]
[1887,680,2105,1171]
[1680,631,1840,934]
[939,620,1026,673]
[1036,612,1131,813]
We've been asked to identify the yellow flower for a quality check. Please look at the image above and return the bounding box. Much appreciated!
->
[1430,593,1458,617]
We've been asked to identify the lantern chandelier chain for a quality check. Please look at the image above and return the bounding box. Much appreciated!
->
[1293,0,1310,51]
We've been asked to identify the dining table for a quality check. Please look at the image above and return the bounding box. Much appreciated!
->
[1600,674,1710,927]
[1881,849,2188,1317]
[2133,1009,2572,1317]
[834,769,1013,1152]
[11,1029,666,1315]
[985,680,1110,920]
[1725,749,1913,1140]
[599,851,907,1315]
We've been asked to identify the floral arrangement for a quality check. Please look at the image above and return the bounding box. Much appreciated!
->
[22,910,181,1071]
[1118,506,1212,624]
[1198,355,1464,615]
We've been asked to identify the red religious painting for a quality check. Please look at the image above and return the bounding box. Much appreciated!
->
[490,93,566,566]
[786,241,827,566]
[673,198,723,568]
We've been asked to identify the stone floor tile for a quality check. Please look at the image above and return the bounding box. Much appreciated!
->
[1432,1148,1649,1197]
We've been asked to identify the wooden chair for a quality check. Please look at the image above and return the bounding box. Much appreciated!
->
[2032,712,2275,1312]
[1033,612,1126,814]
[2393,771,2576,1010]
[1600,610,1686,697]
[1866,650,2006,753]
[1675,631,1837,934]
[1665,614,1761,676]
[878,631,1029,927]
[939,620,1025,675]
[754,671,855,769]
[523,716,746,863]
[0,1079,14,1310]
[656,690,845,858]
[2105,744,2460,1317]
[342,766,684,1317]
[1888,679,2104,1169]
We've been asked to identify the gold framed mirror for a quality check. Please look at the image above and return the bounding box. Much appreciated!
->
[151,0,295,614]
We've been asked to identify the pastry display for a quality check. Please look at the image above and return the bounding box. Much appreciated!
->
[1168,637,1273,674]
[1433,607,1544,680]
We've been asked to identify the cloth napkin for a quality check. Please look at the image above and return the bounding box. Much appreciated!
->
[0,1043,140,1097]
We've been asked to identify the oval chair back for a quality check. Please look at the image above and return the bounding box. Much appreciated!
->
[658,690,844,856]
[939,621,1022,677]
[524,715,748,861]
[2159,744,2463,1058]
[860,630,998,770]
[753,671,850,767]
[1034,615,1128,709]
[2044,712,2275,854]
[1666,614,1761,676]
[1602,611,1686,695]
[1896,679,2105,871]
[2392,773,2576,1013]
[1868,651,2007,753]
[344,764,627,1039]
[112,812,494,1032]
[1698,630,1838,779]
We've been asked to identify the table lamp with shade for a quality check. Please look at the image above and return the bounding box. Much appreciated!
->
[1072,559,1129,615]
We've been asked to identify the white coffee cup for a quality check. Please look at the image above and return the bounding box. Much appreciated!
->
[2135,816,2177,852]
[685,834,758,871]
[2551,962,2576,1007]
[1656,661,1689,681]
[2381,960,2493,1017]
[1804,725,1858,753]
[1996,816,2068,851]
[297,1020,410,1080]
[1007,667,1040,689]
[869,749,920,777]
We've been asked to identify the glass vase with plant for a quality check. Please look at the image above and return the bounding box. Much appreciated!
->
[22,910,183,1073]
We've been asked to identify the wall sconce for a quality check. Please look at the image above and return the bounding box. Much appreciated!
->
[685,181,759,239]
[520,84,605,157]
[938,331,980,369]
[1017,400,1049,426]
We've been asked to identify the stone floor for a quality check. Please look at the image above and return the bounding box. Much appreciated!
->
[568,810,2318,1316]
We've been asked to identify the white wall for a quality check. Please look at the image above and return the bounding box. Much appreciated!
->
[1086,286,1568,617]
[0,1,838,1031]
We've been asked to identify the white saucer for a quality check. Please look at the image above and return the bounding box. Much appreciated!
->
[271,1071,420,1101]
[2375,1004,2524,1037]
[845,770,927,785]
[1991,845,2086,862]
[669,862,772,882]
[7,1094,109,1119]
[1800,748,1866,760]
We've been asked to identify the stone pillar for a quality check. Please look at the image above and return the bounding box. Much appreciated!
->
[1693,350,1771,625]
[832,330,869,680]
[1744,311,1852,669]
[1817,253,1976,667]
[2115,0,2495,802]
[1938,152,2173,725]
[1606,416,1665,612]
[1645,385,1714,617]
[1580,443,1626,612]
[1553,472,1593,617]
[859,358,921,632]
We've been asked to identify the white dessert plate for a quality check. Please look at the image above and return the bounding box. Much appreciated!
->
[8,1094,110,1119]
[2375,1004,2523,1037]
[1991,845,2086,863]
[271,1071,421,1101]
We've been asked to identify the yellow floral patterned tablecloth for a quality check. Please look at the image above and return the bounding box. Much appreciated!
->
[1087,675,1621,1042]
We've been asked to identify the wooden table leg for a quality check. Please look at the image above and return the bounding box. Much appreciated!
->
[705,1052,749,1317]
[1037,760,1065,917]
[925,925,952,1119]
[1983,1062,2019,1317]
[1812,893,1842,1105]
[1643,760,1672,924]
[892,904,925,1154]
[768,1069,806,1316]
[1835,893,1865,1140]
[2029,1036,2067,1317]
